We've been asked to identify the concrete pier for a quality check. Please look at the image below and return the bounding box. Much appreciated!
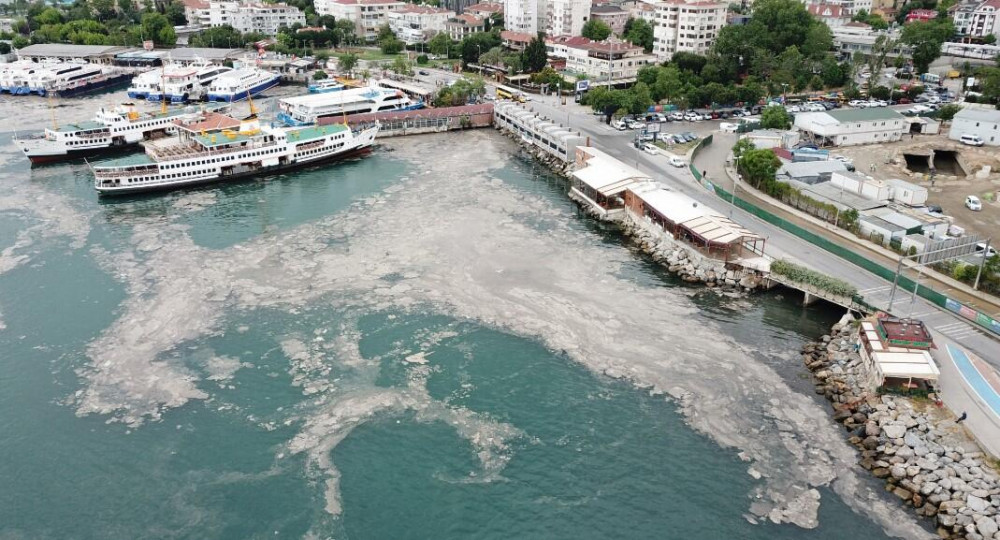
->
[319,104,494,138]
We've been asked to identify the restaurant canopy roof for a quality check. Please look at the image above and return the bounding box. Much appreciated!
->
[573,157,648,197]
[680,214,762,246]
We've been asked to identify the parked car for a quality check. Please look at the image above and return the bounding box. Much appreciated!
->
[669,156,686,167]
[669,112,685,121]
[625,118,643,129]
[683,112,701,121]
[975,242,998,258]
[418,70,430,76]
[671,134,686,144]
[682,131,699,141]
[642,142,659,155]
[611,119,627,130]
[907,105,931,114]
[848,99,864,107]
[960,134,984,146]
[719,122,738,133]
[966,195,983,211]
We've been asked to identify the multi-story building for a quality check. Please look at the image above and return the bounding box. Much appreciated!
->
[547,0,593,36]
[590,4,630,34]
[564,37,655,85]
[949,106,1000,146]
[464,2,504,17]
[964,0,1000,37]
[183,0,212,26]
[650,0,728,62]
[208,1,306,36]
[831,24,907,58]
[445,13,486,40]
[505,0,547,33]
[317,0,407,41]
[387,4,455,44]
[628,1,657,24]
[546,34,593,58]
[501,29,536,50]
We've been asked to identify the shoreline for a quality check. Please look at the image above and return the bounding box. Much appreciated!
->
[802,319,1000,540]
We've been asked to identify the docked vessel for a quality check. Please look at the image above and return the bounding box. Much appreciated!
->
[206,68,280,102]
[307,79,345,93]
[277,82,423,126]
[126,69,162,100]
[0,61,129,97]
[147,63,232,103]
[14,103,227,165]
[91,111,379,195]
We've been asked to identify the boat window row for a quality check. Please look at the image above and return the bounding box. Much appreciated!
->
[67,138,105,146]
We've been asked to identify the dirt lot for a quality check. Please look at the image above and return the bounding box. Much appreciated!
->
[833,133,1000,240]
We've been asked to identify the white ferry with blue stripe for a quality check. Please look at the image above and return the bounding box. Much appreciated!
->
[141,64,232,103]
[277,82,423,126]
[307,79,345,93]
[91,111,379,195]
[206,68,281,102]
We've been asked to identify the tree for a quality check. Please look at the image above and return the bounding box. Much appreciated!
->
[91,0,115,21]
[339,53,358,74]
[901,19,954,73]
[479,45,504,67]
[35,7,61,25]
[429,32,453,56]
[313,70,327,80]
[377,23,394,42]
[738,148,781,188]
[416,54,428,65]
[140,12,175,46]
[581,19,611,41]
[760,105,792,129]
[391,55,413,75]
[985,34,997,45]
[937,103,962,121]
[531,66,570,91]
[434,75,485,106]
[189,25,243,47]
[460,32,500,67]
[732,137,755,159]
[622,17,653,53]
[164,0,186,25]
[380,36,404,54]
[522,33,547,72]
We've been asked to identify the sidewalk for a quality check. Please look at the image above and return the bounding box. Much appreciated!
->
[693,132,1000,318]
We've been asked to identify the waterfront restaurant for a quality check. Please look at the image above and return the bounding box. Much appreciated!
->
[623,182,766,262]
[570,147,649,218]
[857,318,940,392]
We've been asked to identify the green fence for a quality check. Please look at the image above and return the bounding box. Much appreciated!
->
[689,135,712,182]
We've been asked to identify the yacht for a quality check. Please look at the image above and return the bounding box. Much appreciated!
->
[15,103,227,165]
[277,82,423,126]
[91,111,379,195]
[307,79,345,93]
[148,63,232,103]
[206,68,280,102]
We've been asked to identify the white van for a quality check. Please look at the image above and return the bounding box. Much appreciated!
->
[960,134,985,146]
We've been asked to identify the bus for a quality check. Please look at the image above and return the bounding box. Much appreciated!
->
[496,84,526,103]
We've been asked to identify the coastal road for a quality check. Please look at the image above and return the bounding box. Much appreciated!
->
[412,69,1000,369]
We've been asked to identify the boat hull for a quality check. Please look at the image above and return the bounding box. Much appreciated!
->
[52,74,132,98]
[97,144,375,196]
[208,76,280,103]
[23,143,136,166]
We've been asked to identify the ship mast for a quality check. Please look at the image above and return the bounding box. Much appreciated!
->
[160,63,167,114]
[48,91,57,130]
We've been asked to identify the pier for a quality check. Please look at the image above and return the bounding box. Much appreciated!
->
[318,104,494,138]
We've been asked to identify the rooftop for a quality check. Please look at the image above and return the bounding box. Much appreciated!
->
[954,105,1000,124]
[395,4,452,13]
[591,4,627,13]
[573,149,649,196]
[877,315,934,348]
[500,30,535,42]
[464,2,503,13]
[168,47,243,61]
[175,111,242,133]
[826,108,905,122]
[448,13,484,25]
[17,44,131,57]
[55,120,106,133]
[777,160,848,179]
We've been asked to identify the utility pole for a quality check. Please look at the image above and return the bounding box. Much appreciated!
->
[974,238,992,290]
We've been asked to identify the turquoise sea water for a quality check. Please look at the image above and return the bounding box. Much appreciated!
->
[0,132,905,539]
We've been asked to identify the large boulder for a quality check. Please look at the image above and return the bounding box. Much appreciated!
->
[969,494,990,513]
[884,424,907,439]
[978,516,1000,537]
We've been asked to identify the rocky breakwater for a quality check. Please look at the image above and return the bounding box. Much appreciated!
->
[622,215,760,291]
[803,319,1000,540]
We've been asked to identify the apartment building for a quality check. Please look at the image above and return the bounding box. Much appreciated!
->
[590,4,630,34]
[505,0,547,33]
[445,13,486,40]
[547,0,593,36]
[962,0,1000,37]
[651,0,728,62]
[831,24,907,58]
[564,38,655,84]
[628,1,657,24]
[387,4,455,44]
[208,1,305,36]
[317,0,407,41]
[183,0,212,26]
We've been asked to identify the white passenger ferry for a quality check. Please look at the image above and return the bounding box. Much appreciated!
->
[15,103,227,165]
[277,82,423,126]
[146,63,232,103]
[206,68,281,102]
[91,111,379,195]
[0,61,128,97]
[307,79,345,93]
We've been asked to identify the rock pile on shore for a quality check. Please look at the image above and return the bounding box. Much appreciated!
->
[804,319,1000,540]
[623,216,759,291]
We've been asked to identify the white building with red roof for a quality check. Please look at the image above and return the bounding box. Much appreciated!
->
[501,29,535,50]
[965,0,1000,37]
[464,2,504,17]
[806,3,849,28]
[445,13,486,40]
[183,0,212,26]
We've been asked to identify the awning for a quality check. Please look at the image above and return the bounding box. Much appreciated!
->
[572,161,646,197]
[680,214,762,246]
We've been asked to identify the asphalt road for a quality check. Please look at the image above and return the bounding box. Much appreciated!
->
[412,68,999,370]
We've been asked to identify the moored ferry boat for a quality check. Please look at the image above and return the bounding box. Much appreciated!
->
[277,82,423,126]
[14,103,228,165]
[91,111,379,195]
[147,63,232,103]
[206,68,280,102]
[307,79,345,93]
[0,61,129,97]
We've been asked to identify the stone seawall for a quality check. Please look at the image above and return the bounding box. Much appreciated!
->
[803,320,1000,540]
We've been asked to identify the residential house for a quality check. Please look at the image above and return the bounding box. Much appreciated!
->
[317,0,407,42]
[651,0,729,62]
[208,1,306,36]
[445,13,486,40]
[590,4,630,34]
[387,4,455,44]
[501,29,535,50]
[183,0,212,26]
[806,3,849,28]
[464,1,504,16]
